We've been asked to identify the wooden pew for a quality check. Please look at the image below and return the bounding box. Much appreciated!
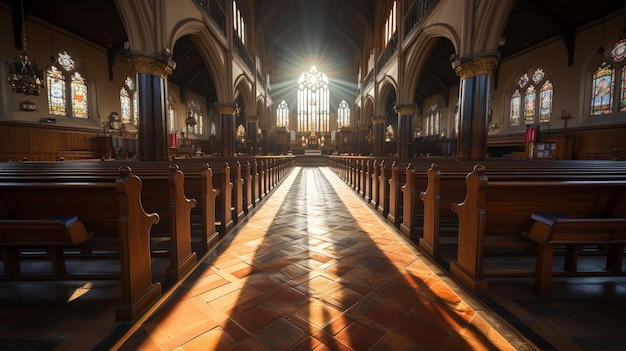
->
[0,167,162,321]
[524,213,626,293]
[0,217,91,275]
[450,164,626,294]
[0,161,209,265]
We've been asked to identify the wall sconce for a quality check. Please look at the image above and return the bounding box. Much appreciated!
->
[489,122,500,131]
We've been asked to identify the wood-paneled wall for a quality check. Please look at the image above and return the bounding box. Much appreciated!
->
[0,121,99,161]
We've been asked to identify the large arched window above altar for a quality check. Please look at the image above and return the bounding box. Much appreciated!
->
[297,66,329,132]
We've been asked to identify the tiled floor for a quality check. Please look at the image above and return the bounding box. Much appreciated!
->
[112,167,530,350]
[2,166,625,350]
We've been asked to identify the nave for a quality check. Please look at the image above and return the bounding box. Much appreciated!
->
[1,166,625,350]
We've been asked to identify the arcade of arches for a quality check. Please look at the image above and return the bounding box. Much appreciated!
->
[1,0,626,161]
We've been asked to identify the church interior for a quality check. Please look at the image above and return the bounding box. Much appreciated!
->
[1,0,626,350]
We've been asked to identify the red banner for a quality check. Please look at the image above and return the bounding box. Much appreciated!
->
[169,133,178,148]
[525,126,537,143]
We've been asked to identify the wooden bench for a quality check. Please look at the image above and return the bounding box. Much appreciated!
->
[450,164,626,294]
[0,217,91,275]
[524,213,626,293]
[0,167,161,321]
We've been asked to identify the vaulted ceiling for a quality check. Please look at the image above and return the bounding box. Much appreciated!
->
[2,0,625,110]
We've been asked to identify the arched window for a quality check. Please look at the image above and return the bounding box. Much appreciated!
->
[233,0,245,44]
[337,100,350,128]
[426,105,441,136]
[276,100,289,128]
[186,100,204,134]
[46,51,88,118]
[297,66,329,132]
[120,77,138,125]
[384,1,397,46]
[591,62,615,115]
[509,67,553,126]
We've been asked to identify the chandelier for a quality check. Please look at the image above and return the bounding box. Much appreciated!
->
[7,0,44,96]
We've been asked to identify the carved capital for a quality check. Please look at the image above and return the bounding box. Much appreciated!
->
[215,103,238,115]
[453,56,498,80]
[128,56,173,79]
[372,116,387,124]
[245,115,259,123]
[394,104,417,116]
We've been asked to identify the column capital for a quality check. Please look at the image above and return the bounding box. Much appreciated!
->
[452,55,499,80]
[215,103,239,115]
[394,104,417,115]
[245,115,259,123]
[372,116,387,124]
[128,55,174,79]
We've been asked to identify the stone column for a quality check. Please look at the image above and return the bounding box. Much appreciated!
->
[372,116,386,157]
[217,103,238,157]
[245,116,259,155]
[128,55,174,161]
[394,104,416,158]
[452,55,498,161]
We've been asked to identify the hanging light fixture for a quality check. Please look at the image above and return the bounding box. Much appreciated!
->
[7,0,44,96]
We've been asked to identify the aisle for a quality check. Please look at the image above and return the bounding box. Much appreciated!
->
[113,167,532,350]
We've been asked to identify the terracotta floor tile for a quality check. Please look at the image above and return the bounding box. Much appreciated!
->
[254,318,307,350]
[232,304,280,333]
[335,321,384,350]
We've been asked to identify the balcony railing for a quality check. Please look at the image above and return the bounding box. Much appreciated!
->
[196,0,226,38]
[233,36,254,74]
[377,32,398,72]
[404,0,437,40]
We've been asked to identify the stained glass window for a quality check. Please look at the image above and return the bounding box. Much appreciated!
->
[510,67,553,126]
[120,77,138,125]
[532,68,544,84]
[426,105,441,136]
[510,89,521,126]
[337,100,350,128]
[611,38,626,63]
[47,66,66,116]
[187,101,203,134]
[297,66,329,132]
[120,88,131,124]
[71,72,88,118]
[57,51,75,71]
[518,73,529,89]
[524,85,536,124]
[539,80,553,122]
[46,51,88,118]
[591,62,614,115]
[276,100,289,128]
